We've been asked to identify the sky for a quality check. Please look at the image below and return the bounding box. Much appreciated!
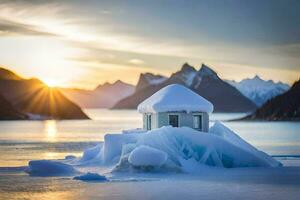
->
[0,0,299,89]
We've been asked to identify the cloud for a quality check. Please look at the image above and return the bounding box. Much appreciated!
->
[0,18,57,36]
[0,0,299,87]
[128,58,145,65]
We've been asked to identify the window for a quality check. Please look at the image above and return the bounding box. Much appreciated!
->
[169,115,179,127]
[146,114,151,130]
[193,115,202,130]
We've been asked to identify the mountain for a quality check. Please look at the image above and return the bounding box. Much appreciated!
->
[135,73,167,92]
[0,66,23,81]
[59,80,135,108]
[244,79,300,121]
[0,93,27,120]
[0,67,89,120]
[113,63,257,112]
[227,75,290,106]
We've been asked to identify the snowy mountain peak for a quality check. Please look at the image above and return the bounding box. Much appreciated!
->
[253,75,260,80]
[97,80,125,88]
[136,73,167,91]
[239,75,289,89]
[198,64,218,79]
[181,63,197,73]
[174,63,197,86]
[242,75,265,83]
[95,80,134,92]
[141,73,167,84]
[227,76,290,106]
[114,80,123,85]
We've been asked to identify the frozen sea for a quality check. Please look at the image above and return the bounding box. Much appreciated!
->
[0,109,300,200]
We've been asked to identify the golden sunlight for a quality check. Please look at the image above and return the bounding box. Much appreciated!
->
[45,120,57,141]
[43,78,60,87]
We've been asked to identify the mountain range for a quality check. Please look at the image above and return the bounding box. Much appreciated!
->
[244,79,300,121]
[113,63,257,112]
[1,63,295,120]
[227,76,290,106]
[59,80,135,108]
[58,63,291,113]
[0,67,89,120]
[0,93,28,120]
[135,73,167,92]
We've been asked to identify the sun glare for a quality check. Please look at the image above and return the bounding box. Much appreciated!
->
[43,78,59,87]
[45,120,57,141]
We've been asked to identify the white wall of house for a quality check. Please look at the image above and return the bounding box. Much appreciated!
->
[143,111,209,132]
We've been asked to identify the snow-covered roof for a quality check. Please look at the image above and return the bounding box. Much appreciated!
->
[137,84,214,113]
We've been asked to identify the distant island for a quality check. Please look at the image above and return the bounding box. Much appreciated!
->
[0,67,89,120]
[242,79,300,121]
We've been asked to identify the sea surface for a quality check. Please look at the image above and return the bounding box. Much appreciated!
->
[1,109,299,167]
[0,109,300,200]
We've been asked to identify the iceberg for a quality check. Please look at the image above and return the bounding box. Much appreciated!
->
[25,122,282,177]
[210,121,281,167]
[77,122,281,171]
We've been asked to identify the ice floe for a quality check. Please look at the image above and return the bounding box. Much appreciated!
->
[73,172,108,182]
[27,160,78,176]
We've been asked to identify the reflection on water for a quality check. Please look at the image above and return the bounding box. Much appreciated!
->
[1,169,300,200]
[45,120,57,141]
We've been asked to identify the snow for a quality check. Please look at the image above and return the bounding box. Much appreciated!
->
[174,63,197,86]
[148,77,167,85]
[227,75,290,106]
[182,70,197,86]
[26,160,77,176]
[128,145,168,167]
[144,73,167,85]
[73,172,108,182]
[137,84,214,113]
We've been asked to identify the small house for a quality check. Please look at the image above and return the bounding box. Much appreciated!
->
[137,84,213,132]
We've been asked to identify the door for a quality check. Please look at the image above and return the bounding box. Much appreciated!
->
[169,114,179,127]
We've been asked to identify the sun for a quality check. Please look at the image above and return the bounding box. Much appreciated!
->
[43,78,59,88]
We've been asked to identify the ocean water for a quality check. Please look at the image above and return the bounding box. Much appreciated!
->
[1,109,300,200]
[0,109,299,167]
